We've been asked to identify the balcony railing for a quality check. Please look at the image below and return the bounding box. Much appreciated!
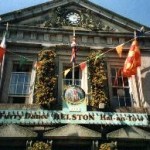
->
[63,79,81,89]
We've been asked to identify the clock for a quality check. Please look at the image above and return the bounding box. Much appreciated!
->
[66,11,81,25]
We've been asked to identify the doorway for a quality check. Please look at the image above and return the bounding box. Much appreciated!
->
[53,140,91,150]
[54,144,91,150]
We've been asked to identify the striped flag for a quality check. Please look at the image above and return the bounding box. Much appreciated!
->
[122,40,141,77]
[70,37,77,63]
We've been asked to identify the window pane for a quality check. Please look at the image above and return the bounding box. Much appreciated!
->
[111,68,116,76]
[18,74,25,83]
[125,88,130,97]
[75,79,81,86]
[126,98,132,106]
[25,74,30,83]
[13,64,32,72]
[110,67,131,108]
[119,97,125,107]
[9,85,16,94]
[112,97,119,108]
[112,88,117,96]
[112,77,117,86]
[9,72,31,95]
[16,84,24,94]
[63,79,81,87]
[23,85,30,94]
[118,77,123,86]
[11,74,18,84]
[123,77,129,86]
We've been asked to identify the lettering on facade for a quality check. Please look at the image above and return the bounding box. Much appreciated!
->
[0,110,148,126]
[52,113,95,121]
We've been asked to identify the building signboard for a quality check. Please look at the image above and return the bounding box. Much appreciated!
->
[0,110,148,126]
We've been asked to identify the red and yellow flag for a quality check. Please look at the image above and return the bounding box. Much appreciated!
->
[122,40,141,77]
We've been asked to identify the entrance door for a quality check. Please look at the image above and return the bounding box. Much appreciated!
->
[54,144,91,150]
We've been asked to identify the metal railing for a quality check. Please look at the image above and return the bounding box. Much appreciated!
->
[63,79,81,89]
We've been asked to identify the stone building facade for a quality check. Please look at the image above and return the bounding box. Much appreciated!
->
[0,0,150,150]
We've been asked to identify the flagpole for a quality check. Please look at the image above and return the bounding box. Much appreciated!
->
[137,66,145,107]
[72,28,75,85]
[134,31,145,107]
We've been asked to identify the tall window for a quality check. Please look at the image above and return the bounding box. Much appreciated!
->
[8,63,32,103]
[63,66,81,89]
[110,67,132,108]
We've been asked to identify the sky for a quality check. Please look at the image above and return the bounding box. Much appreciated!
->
[0,0,150,27]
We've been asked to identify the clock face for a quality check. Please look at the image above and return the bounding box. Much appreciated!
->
[66,12,81,25]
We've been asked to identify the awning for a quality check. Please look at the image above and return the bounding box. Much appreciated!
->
[0,124,37,139]
[43,124,101,139]
[107,126,150,140]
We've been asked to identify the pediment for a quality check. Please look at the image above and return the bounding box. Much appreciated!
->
[43,124,101,139]
[0,124,37,138]
[0,0,148,32]
[107,126,150,140]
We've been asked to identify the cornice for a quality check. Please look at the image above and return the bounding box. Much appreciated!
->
[0,0,149,31]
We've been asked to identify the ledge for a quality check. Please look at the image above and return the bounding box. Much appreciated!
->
[0,104,41,110]
[116,107,150,114]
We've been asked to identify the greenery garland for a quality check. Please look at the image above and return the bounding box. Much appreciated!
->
[34,50,57,105]
[88,51,108,108]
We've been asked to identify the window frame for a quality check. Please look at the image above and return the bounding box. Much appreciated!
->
[9,72,31,96]
[108,62,133,109]
[58,57,88,102]
[8,62,34,104]
[62,64,82,89]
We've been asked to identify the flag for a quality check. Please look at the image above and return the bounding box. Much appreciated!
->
[0,32,7,62]
[70,37,77,63]
[122,40,141,77]
[36,61,43,70]
[116,44,124,57]
[81,61,88,95]
[79,62,87,71]
[64,68,71,77]
[0,23,8,88]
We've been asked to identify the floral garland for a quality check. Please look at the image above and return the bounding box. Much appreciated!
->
[88,50,108,108]
[28,141,51,150]
[99,142,117,150]
[34,50,57,105]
